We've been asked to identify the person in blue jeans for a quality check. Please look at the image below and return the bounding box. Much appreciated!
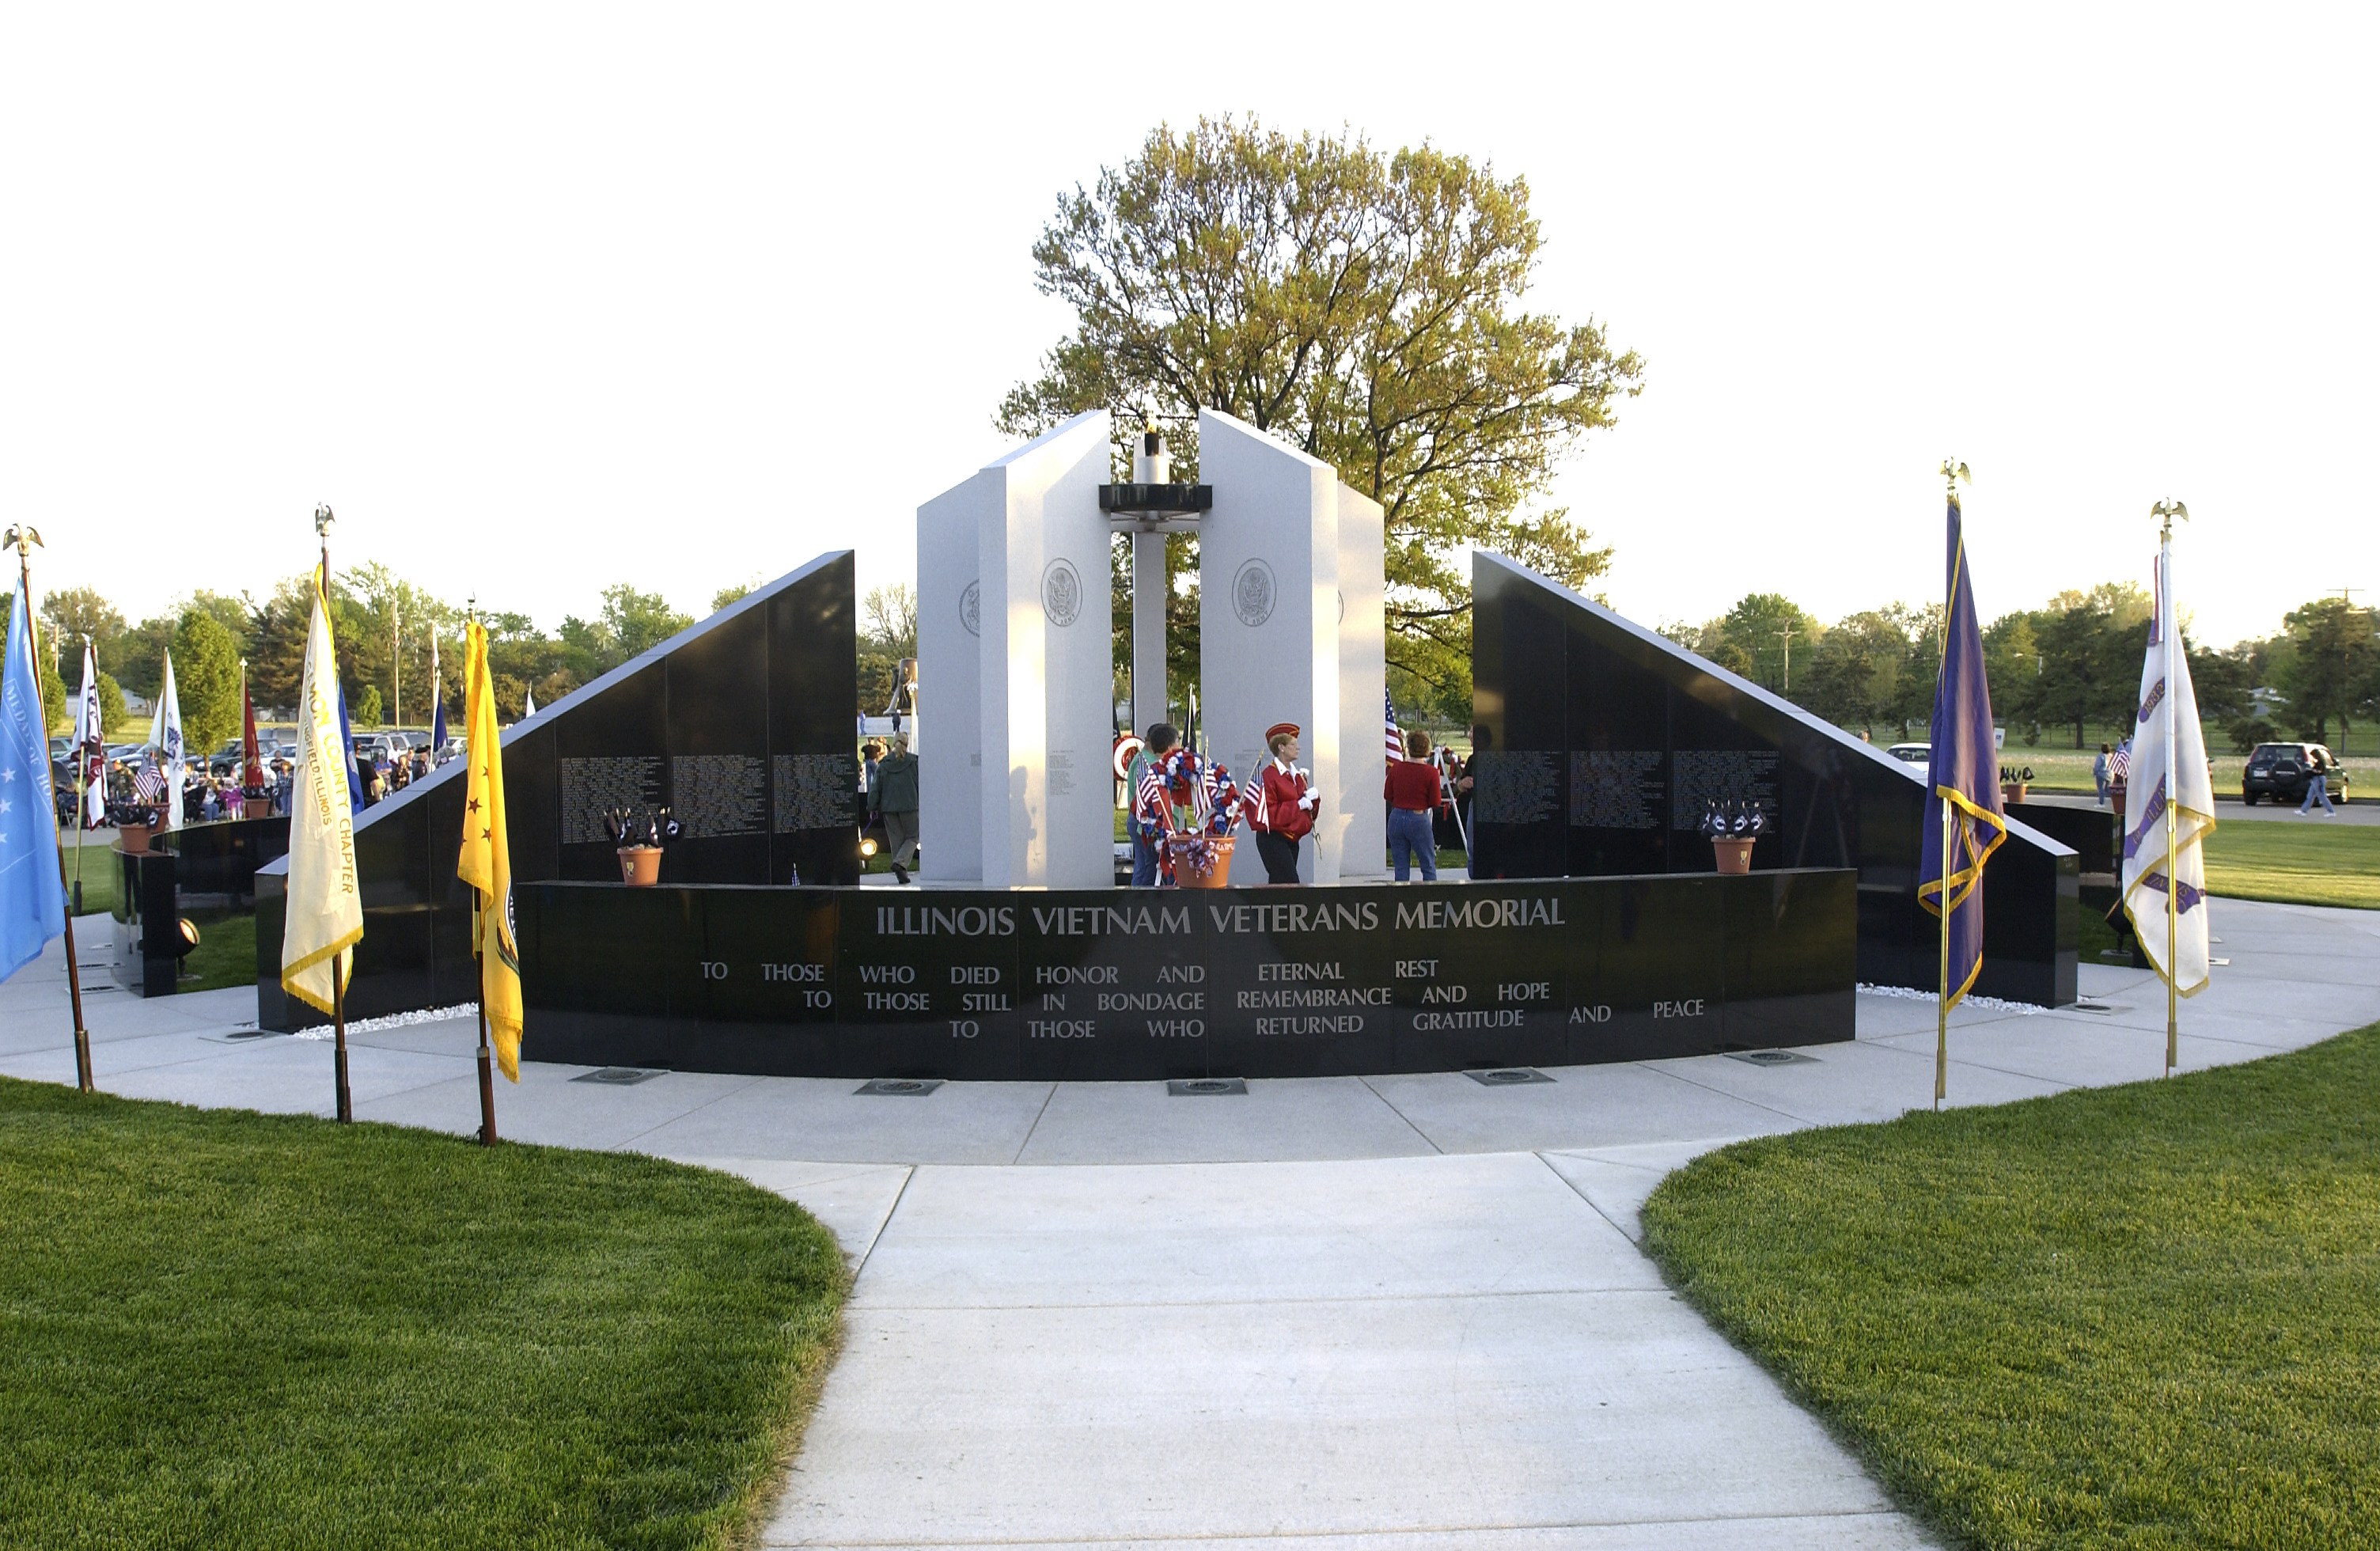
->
[1130,723,1180,885]
[2298,753,2336,816]
[1384,730,1443,881]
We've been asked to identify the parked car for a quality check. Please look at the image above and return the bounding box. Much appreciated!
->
[2241,742,2336,806]
[1885,742,1931,764]
[351,734,397,768]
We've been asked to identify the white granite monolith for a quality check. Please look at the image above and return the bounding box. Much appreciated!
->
[1196,408,1383,885]
[916,410,1114,888]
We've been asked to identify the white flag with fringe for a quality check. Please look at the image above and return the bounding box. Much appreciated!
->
[279,582,362,1015]
[2120,544,2215,995]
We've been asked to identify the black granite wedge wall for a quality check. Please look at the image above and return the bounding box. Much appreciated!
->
[256,551,861,1030]
[1469,552,2076,1007]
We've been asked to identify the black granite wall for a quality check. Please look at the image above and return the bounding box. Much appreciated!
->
[516,870,1855,1079]
[256,551,861,1031]
[1470,552,2077,1007]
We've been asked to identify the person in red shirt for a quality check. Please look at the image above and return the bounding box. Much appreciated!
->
[1384,729,1442,881]
[1245,722,1317,884]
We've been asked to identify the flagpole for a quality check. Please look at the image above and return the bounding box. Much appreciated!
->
[317,505,354,1124]
[74,635,89,916]
[1934,461,1965,1112]
[469,602,498,1147]
[2158,503,2181,1075]
[9,528,93,1093]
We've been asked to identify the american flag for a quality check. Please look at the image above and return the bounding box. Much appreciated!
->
[2108,740,2132,780]
[134,756,165,802]
[1384,690,1404,764]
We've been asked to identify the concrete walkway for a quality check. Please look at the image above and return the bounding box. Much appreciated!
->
[6,898,2376,1549]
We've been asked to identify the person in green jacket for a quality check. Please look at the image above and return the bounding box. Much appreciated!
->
[871,735,920,883]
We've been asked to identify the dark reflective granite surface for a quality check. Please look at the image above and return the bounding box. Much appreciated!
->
[516,870,1855,1079]
[258,552,860,1031]
[1472,552,2077,1007]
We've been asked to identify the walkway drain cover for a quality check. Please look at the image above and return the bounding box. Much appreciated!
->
[1726,1049,1818,1066]
[1465,1067,1554,1086]
[574,1067,668,1085]
[1168,1077,1247,1096]
[855,1077,943,1096]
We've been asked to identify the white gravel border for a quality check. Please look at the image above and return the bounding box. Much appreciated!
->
[1857,982,2045,1014]
[291,1003,479,1040]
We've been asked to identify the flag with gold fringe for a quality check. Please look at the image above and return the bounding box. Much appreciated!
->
[1919,495,2007,1008]
[457,620,524,1080]
[279,582,362,1015]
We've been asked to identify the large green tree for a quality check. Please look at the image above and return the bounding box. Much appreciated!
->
[559,585,692,683]
[2029,583,2152,747]
[1712,593,1822,695]
[2278,597,2378,745]
[39,586,124,667]
[172,609,243,755]
[1802,609,1912,738]
[998,116,1644,719]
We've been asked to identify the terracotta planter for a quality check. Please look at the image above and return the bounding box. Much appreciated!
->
[1167,833,1237,889]
[1711,836,1755,874]
[244,798,273,819]
[116,823,153,855]
[2002,783,2027,804]
[616,846,662,885]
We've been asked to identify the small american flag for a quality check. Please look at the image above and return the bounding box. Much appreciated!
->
[134,757,165,802]
[1384,690,1404,765]
[2109,741,2132,780]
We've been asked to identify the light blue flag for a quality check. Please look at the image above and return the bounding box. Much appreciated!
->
[2,586,68,983]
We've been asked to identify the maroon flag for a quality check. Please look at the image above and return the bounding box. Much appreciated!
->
[241,687,264,791]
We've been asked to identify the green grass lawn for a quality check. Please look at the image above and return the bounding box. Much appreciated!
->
[2202,820,2380,910]
[1643,1023,2380,1550]
[0,1079,847,1549]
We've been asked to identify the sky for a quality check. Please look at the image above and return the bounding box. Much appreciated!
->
[3,4,2372,650]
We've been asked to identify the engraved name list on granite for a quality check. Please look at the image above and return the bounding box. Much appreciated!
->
[558,755,665,845]
[671,754,767,838]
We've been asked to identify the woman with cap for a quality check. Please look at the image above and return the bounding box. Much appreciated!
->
[1244,722,1317,884]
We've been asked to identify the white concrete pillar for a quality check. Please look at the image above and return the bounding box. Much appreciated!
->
[1333,484,1388,882]
[917,472,993,880]
[917,409,1114,889]
[1196,408,1345,885]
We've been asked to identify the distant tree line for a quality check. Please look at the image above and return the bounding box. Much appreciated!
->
[1663,586,2380,752]
[9,571,924,745]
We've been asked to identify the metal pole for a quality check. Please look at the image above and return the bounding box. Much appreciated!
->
[2162,521,2179,1075]
[1937,794,1950,1111]
[11,532,94,1092]
[476,989,496,1144]
[1933,461,1964,1112]
[318,508,354,1123]
[332,953,352,1122]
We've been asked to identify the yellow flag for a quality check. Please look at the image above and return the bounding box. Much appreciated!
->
[457,622,524,1080]
[279,582,362,1015]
